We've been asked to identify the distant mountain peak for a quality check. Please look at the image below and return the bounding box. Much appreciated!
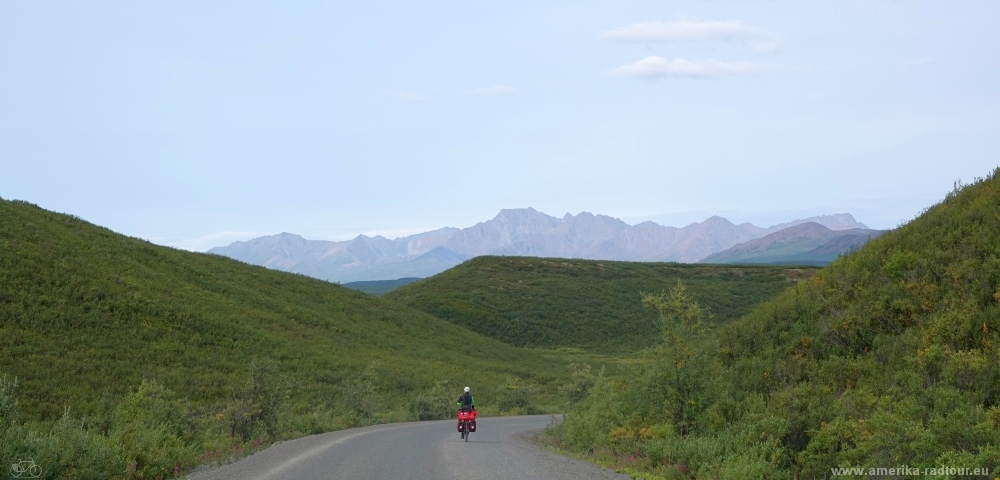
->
[497,206,542,216]
[702,215,735,225]
[790,221,832,232]
[768,213,868,232]
[210,208,871,281]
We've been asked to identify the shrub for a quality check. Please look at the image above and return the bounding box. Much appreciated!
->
[343,361,380,423]
[413,381,454,421]
[561,364,596,405]
[494,377,536,413]
[0,375,18,429]
[228,358,290,440]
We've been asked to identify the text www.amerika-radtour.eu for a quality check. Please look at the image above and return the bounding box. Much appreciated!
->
[831,466,991,477]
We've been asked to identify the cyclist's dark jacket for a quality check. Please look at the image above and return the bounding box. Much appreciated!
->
[457,392,475,410]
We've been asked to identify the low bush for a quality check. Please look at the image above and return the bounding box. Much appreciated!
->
[413,381,455,421]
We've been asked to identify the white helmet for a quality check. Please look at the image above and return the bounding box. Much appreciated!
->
[464,386,470,393]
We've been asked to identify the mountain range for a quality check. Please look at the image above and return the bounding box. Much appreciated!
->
[208,208,871,283]
[700,222,884,266]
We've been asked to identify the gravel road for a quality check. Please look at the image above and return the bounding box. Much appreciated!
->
[186,415,629,480]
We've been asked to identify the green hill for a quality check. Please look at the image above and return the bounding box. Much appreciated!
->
[385,257,818,353]
[555,169,1000,478]
[0,199,567,478]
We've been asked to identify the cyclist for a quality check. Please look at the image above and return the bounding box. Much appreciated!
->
[456,386,476,433]
[457,386,474,411]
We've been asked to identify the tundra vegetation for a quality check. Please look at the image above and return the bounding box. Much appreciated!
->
[551,169,1000,478]
[387,257,817,353]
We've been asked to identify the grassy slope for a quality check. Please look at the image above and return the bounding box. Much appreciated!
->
[0,199,567,423]
[386,257,818,353]
[556,169,1000,478]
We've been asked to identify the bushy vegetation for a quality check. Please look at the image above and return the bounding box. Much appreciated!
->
[1,375,222,479]
[386,257,816,353]
[0,198,569,478]
[551,169,1000,478]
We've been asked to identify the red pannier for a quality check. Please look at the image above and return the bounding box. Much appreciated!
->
[457,409,477,432]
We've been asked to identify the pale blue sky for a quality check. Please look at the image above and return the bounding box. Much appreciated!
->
[2,1,997,251]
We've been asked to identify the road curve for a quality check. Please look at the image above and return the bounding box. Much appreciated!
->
[186,415,628,480]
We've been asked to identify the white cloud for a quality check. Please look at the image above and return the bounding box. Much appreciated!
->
[473,85,515,97]
[601,20,781,52]
[611,56,761,79]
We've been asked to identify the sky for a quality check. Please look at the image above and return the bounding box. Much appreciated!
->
[2,1,998,251]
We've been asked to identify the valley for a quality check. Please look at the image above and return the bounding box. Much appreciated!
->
[2,170,997,479]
